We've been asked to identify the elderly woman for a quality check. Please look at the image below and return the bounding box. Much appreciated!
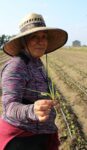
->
[0,13,68,150]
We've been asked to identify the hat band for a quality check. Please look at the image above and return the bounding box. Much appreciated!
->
[20,22,46,32]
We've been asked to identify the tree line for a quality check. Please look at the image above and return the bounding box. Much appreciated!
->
[0,34,12,50]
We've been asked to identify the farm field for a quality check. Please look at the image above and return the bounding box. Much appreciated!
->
[42,47,87,150]
[0,47,87,149]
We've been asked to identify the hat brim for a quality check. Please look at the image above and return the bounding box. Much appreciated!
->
[3,27,68,56]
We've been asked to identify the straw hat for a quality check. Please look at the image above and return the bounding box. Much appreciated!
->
[3,13,68,56]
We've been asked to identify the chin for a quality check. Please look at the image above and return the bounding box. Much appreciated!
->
[35,53,44,58]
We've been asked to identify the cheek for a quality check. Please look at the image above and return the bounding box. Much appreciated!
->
[28,41,35,47]
[27,41,35,51]
[45,39,48,46]
[45,42,48,50]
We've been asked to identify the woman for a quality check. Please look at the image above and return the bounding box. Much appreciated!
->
[0,13,68,150]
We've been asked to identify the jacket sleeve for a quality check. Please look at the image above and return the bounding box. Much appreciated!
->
[1,58,38,124]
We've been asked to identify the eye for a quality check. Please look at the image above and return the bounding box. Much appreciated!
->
[29,35,38,41]
[30,35,37,39]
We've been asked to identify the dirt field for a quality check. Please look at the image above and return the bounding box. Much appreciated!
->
[45,47,87,134]
[42,47,87,149]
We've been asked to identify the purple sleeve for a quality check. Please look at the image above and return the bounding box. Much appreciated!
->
[1,58,38,123]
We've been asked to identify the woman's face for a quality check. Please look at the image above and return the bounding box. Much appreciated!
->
[25,31,48,58]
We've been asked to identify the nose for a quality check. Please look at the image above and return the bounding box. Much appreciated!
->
[37,37,44,44]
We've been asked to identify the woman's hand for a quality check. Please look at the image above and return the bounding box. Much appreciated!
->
[34,100,57,122]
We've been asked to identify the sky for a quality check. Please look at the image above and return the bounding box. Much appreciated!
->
[0,0,87,46]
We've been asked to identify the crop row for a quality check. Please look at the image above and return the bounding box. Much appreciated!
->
[55,86,87,149]
[51,55,87,80]
[49,62,87,103]
[44,58,87,149]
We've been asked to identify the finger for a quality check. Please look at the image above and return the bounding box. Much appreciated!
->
[36,100,53,106]
[34,102,52,111]
[38,115,49,122]
[37,105,52,111]
[35,108,51,117]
